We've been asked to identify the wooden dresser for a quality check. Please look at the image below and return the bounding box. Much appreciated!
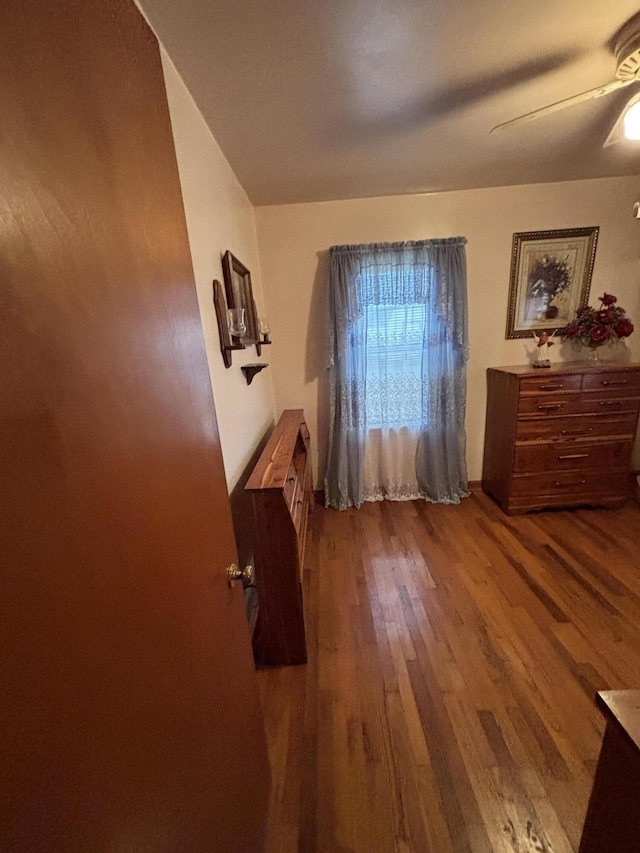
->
[245,410,313,666]
[482,363,640,515]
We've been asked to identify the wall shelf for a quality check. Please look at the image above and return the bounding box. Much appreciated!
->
[241,363,269,385]
[213,279,274,368]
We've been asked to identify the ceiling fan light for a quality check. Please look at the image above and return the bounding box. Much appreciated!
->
[623,101,640,139]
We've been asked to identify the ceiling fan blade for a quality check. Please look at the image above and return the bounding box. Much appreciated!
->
[491,78,634,134]
[603,91,640,146]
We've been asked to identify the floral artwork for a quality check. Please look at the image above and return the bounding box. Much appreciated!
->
[562,293,634,349]
[505,228,599,339]
[526,255,571,322]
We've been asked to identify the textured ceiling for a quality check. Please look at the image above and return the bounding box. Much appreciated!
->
[139,0,640,205]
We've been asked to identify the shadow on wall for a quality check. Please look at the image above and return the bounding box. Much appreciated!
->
[227,421,275,632]
[305,250,330,487]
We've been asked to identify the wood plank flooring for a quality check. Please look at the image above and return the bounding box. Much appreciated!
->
[257,491,640,853]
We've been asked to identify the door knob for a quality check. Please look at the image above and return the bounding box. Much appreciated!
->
[226,563,256,589]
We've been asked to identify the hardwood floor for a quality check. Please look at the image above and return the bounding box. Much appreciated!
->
[257,491,640,853]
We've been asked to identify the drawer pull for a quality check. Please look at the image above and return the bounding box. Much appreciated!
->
[601,379,628,386]
[540,384,563,391]
[557,452,589,460]
[554,479,587,487]
[561,428,592,436]
[537,403,564,411]
[598,401,621,407]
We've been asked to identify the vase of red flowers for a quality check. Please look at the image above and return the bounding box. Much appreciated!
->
[561,293,634,363]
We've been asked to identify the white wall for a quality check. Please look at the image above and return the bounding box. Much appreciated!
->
[162,53,276,489]
[255,176,640,483]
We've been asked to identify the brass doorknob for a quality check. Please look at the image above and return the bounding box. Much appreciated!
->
[226,563,256,589]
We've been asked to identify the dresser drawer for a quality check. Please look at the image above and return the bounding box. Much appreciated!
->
[518,394,582,416]
[515,413,638,443]
[506,492,627,513]
[283,470,298,512]
[510,469,625,497]
[518,393,640,418]
[520,374,582,395]
[513,440,633,473]
[583,394,640,415]
[582,370,640,392]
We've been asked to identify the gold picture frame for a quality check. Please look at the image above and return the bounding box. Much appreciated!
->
[505,227,599,339]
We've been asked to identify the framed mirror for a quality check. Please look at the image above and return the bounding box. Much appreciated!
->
[222,250,259,345]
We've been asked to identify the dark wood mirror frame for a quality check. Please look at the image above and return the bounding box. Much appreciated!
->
[222,250,259,346]
[213,279,244,368]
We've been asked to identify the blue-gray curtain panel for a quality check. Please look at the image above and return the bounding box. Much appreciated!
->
[324,238,470,510]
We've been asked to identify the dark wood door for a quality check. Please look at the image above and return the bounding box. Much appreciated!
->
[0,0,270,850]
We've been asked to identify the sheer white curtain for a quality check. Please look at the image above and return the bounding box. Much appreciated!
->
[359,302,426,501]
[325,239,469,510]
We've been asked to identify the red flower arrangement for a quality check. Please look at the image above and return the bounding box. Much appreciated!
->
[562,293,634,348]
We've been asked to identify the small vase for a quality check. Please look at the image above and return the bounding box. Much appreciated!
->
[586,346,602,365]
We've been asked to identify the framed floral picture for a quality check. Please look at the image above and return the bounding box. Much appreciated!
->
[505,227,599,339]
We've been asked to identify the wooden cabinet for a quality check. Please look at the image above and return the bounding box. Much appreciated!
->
[579,691,640,853]
[482,363,640,515]
[245,410,313,665]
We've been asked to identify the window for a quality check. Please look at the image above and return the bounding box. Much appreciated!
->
[358,302,426,430]
[354,268,451,431]
[326,238,469,509]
